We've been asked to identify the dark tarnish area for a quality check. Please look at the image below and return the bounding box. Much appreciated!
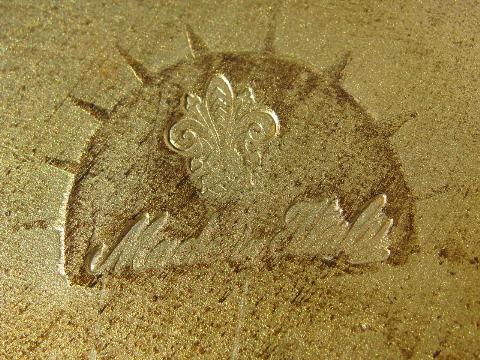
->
[322,83,417,265]
[65,49,416,285]
[189,52,417,263]
[65,85,209,285]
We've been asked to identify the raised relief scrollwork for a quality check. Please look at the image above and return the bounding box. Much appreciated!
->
[271,194,393,264]
[167,74,280,202]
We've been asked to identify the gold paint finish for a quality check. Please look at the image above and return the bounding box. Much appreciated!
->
[1,1,479,358]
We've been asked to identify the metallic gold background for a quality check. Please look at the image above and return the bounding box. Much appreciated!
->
[1,1,479,358]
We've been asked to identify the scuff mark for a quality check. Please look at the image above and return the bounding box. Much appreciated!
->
[231,280,250,360]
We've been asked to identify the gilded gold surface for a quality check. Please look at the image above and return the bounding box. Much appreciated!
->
[1,1,479,358]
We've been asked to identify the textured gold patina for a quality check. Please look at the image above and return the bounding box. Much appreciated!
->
[62,25,415,286]
[2,1,479,359]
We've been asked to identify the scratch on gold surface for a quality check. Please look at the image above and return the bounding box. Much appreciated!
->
[231,280,249,360]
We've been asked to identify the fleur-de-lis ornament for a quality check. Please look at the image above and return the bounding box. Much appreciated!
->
[167,74,280,202]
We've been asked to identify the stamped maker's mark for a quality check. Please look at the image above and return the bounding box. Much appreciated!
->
[62,21,416,285]
[88,194,393,275]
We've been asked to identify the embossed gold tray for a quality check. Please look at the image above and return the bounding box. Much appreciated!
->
[1,1,479,358]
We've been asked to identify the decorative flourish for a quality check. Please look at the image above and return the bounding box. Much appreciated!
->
[271,194,393,264]
[87,212,170,275]
[167,74,280,202]
[87,195,392,276]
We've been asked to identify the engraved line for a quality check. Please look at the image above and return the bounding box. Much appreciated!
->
[116,44,153,85]
[43,58,100,124]
[185,23,210,58]
[231,280,249,360]
[69,95,110,121]
[264,1,283,53]
[199,105,222,149]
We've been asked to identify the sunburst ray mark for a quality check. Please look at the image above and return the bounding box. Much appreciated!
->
[324,51,353,83]
[264,3,282,53]
[69,95,110,122]
[116,44,153,85]
[185,24,210,58]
